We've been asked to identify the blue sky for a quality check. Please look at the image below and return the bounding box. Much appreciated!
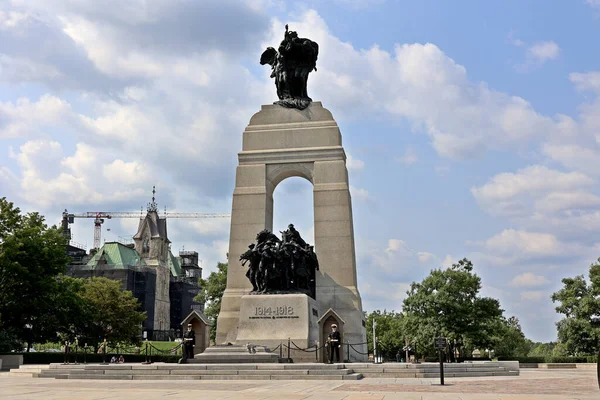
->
[2,0,600,342]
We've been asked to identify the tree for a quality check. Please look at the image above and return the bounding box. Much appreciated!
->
[0,198,70,350]
[78,277,146,348]
[401,258,504,359]
[551,258,600,356]
[528,342,556,358]
[365,310,405,360]
[195,260,227,342]
[492,316,532,358]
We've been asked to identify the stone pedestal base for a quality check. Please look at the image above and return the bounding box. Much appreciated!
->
[236,294,319,362]
[189,345,279,363]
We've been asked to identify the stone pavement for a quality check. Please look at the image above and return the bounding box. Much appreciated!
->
[0,368,598,399]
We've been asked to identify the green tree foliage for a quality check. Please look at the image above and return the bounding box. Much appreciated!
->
[195,260,227,342]
[0,197,70,350]
[527,342,556,358]
[78,277,146,347]
[365,310,404,360]
[492,316,532,358]
[401,258,504,358]
[551,258,600,355]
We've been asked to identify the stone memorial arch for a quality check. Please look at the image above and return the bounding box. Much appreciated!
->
[216,102,367,359]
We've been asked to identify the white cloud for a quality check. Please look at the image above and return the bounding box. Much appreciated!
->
[570,72,600,93]
[7,140,155,208]
[471,165,595,217]
[357,238,440,276]
[586,0,600,9]
[510,272,551,288]
[0,9,29,30]
[350,185,370,203]
[478,229,563,257]
[397,147,418,165]
[441,255,455,268]
[346,154,365,171]
[0,95,72,138]
[527,41,560,63]
[260,13,559,161]
[520,291,544,301]
[333,0,385,10]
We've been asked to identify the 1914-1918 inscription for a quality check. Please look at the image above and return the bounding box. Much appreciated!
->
[249,305,299,319]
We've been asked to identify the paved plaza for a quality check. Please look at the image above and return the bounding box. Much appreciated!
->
[1,368,598,399]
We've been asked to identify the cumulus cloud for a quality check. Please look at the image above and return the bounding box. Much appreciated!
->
[570,72,600,93]
[510,272,551,288]
[527,41,560,63]
[397,147,418,165]
[520,291,544,302]
[471,165,595,217]
[7,140,155,208]
[260,12,562,160]
[356,237,440,312]
[0,95,73,139]
[350,185,370,203]
[346,154,365,171]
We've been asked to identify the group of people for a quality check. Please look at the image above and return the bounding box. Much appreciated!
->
[109,355,125,363]
[241,224,319,297]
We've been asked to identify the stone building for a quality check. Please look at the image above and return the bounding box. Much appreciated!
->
[68,203,206,340]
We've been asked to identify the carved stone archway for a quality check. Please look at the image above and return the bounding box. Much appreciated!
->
[215,102,367,360]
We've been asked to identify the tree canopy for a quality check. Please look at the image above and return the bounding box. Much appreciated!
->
[77,277,146,347]
[365,310,405,360]
[551,258,600,356]
[0,198,147,351]
[491,316,532,359]
[0,197,70,350]
[195,259,227,341]
[401,258,504,357]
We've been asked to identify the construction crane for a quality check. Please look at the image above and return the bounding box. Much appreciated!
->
[62,209,230,250]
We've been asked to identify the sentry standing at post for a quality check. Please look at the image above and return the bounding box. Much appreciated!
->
[328,324,341,363]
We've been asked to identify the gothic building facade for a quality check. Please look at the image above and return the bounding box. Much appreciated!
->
[68,204,205,340]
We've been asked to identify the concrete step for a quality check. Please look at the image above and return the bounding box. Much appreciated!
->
[36,362,362,381]
[8,364,50,377]
[54,372,363,381]
[356,371,518,378]
[353,367,509,374]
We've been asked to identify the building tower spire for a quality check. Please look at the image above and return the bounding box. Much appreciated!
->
[147,185,158,213]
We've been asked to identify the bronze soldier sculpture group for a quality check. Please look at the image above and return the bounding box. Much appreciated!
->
[240,224,319,299]
[260,25,319,110]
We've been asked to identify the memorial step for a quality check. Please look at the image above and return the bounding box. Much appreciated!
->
[36,363,362,381]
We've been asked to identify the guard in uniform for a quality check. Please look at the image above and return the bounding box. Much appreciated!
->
[328,324,341,363]
[182,323,195,362]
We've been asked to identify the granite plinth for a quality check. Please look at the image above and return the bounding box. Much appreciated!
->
[188,345,280,364]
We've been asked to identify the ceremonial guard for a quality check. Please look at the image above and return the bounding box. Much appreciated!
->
[181,323,195,363]
[328,324,341,363]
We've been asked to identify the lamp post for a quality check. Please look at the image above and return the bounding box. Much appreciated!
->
[372,317,377,364]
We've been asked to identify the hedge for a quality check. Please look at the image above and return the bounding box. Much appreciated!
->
[498,356,598,363]
[1,352,180,364]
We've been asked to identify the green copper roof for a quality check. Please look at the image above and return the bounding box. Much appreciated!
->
[81,242,183,276]
[168,251,182,277]
[85,242,143,269]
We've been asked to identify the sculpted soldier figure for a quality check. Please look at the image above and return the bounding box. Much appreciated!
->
[260,25,319,110]
[240,244,260,292]
[242,225,319,297]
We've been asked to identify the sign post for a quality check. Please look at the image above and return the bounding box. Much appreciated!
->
[434,337,447,386]
[597,347,599,389]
